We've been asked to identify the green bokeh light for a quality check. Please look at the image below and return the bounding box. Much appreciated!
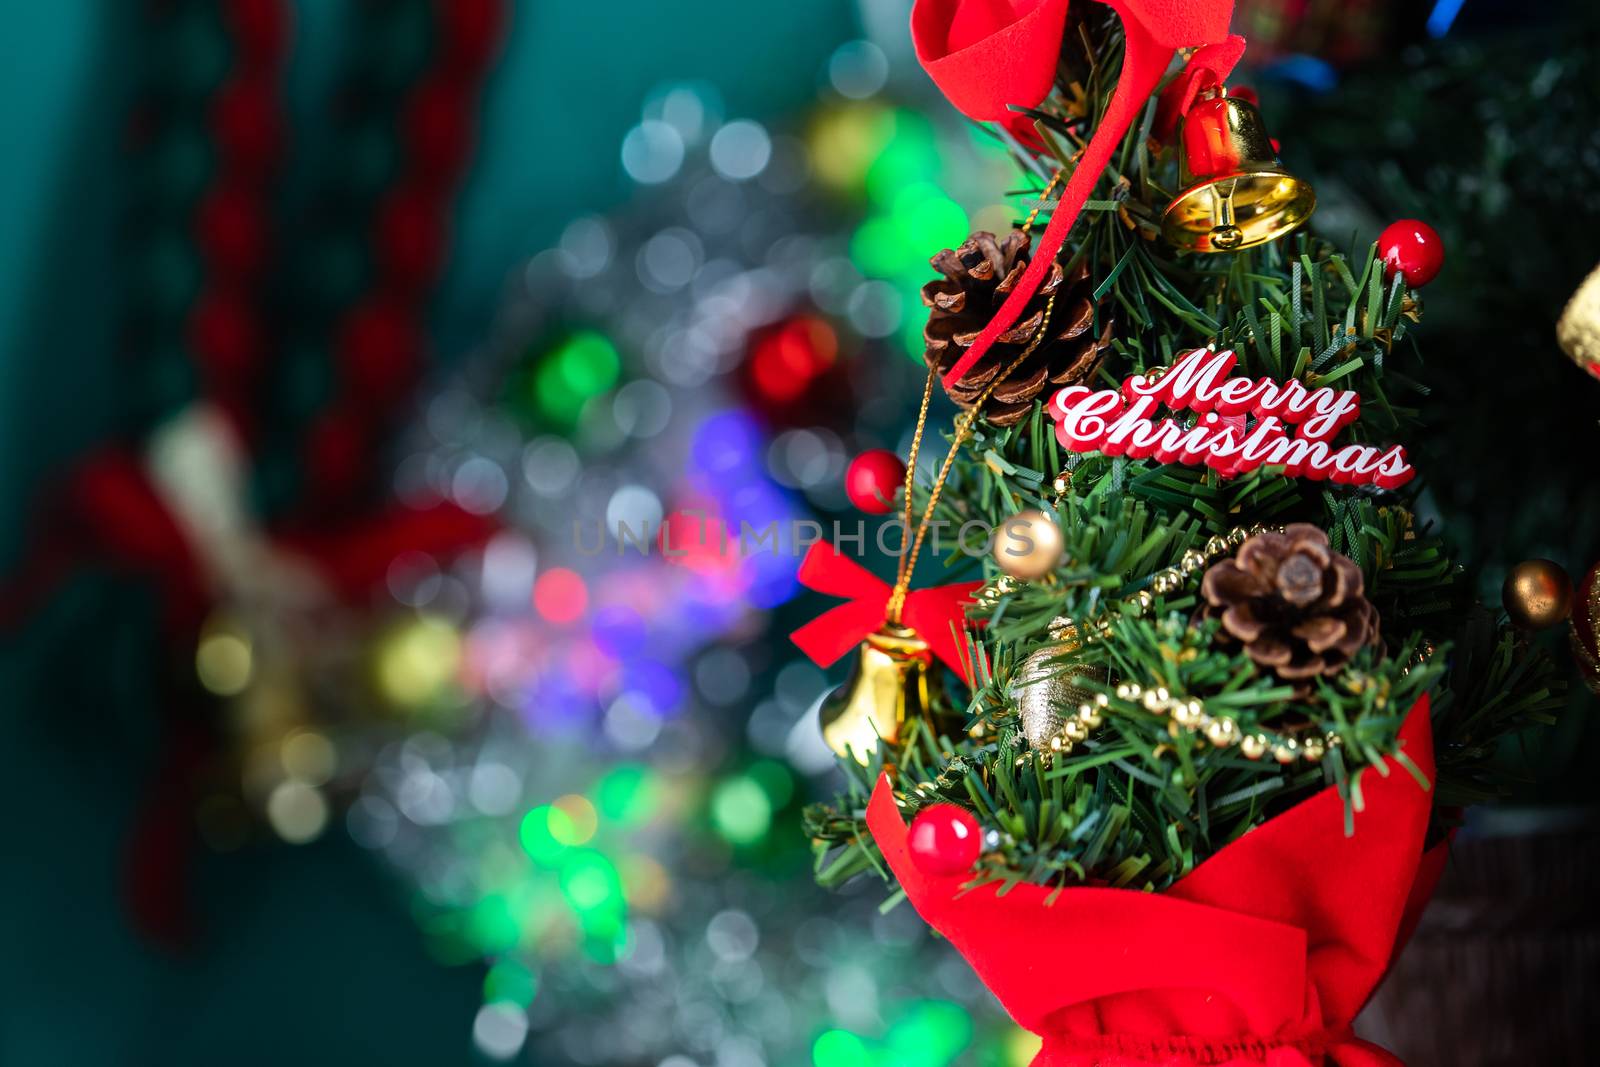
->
[594,764,656,825]
[747,758,794,809]
[519,805,574,866]
[483,958,539,1007]
[886,1001,974,1067]
[813,1030,871,1067]
[710,776,772,845]
[467,894,521,954]
[532,330,620,426]
[559,850,623,915]
[864,110,943,208]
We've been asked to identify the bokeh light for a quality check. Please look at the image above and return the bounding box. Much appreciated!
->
[710,775,771,845]
[533,567,588,624]
[532,330,621,426]
[196,618,253,696]
[375,615,462,708]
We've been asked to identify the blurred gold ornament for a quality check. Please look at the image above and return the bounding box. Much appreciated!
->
[1502,559,1574,630]
[820,623,948,764]
[1570,562,1600,697]
[1162,88,1315,253]
[1556,261,1600,380]
[1240,733,1269,760]
[993,508,1064,580]
[1011,644,1103,750]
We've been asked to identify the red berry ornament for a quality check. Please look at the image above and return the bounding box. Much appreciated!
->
[1378,220,1444,287]
[907,803,982,876]
[845,449,906,515]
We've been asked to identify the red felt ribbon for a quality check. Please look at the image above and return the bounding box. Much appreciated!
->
[867,697,1443,1066]
[911,0,1243,388]
[790,542,982,683]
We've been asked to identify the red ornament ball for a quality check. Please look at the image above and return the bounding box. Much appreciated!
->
[845,449,906,515]
[907,803,982,877]
[337,300,419,405]
[211,75,282,175]
[1378,219,1445,287]
[196,184,267,277]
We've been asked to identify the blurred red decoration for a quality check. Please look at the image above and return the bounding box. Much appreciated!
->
[405,76,473,185]
[435,0,505,72]
[210,74,282,174]
[845,449,906,515]
[657,506,741,580]
[375,185,446,290]
[747,315,839,405]
[336,300,419,404]
[195,184,267,276]
[223,0,289,64]
[534,567,589,624]
[907,803,982,876]
[303,410,368,498]
[187,288,259,382]
[1379,219,1445,287]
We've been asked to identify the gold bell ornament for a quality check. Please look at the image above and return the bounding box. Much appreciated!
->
[819,623,953,764]
[792,540,981,765]
[1162,86,1316,253]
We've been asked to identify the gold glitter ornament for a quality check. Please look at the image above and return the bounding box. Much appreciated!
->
[1010,645,1103,749]
[1556,261,1600,380]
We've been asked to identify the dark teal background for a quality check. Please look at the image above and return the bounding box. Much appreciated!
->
[0,2,855,1063]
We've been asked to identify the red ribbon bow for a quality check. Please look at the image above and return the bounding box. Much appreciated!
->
[790,542,983,683]
[867,697,1448,1067]
[911,0,1245,387]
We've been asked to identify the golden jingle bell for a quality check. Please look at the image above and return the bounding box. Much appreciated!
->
[819,623,952,764]
[1161,87,1316,254]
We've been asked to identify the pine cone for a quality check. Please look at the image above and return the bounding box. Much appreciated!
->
[922,230,1112,427]
[1199,524,1380,685]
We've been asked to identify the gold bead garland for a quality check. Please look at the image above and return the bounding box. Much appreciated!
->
[986,522,1289,762]
[1111,681,1336,764]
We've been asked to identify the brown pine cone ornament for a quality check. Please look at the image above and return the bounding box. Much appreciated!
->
[1199,524,1380,686]
[923,230,1112,427]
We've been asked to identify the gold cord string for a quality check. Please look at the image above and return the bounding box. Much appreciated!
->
[885,167,1066,624]
[888,289,1060,622]
[895,365,940,590]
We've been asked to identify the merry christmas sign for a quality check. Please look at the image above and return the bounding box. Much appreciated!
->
[1048,348,1414,489]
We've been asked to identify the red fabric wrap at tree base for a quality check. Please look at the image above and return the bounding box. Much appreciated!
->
[911,0,1242,388]
[866,697,1443,1066]
[790,542,983,683]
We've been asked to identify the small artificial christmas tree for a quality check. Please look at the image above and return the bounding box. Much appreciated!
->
[800,3,1566,1064]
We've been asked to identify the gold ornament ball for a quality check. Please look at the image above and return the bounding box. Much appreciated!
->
[993,509,1064,580]
[1502,559,1574,629]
